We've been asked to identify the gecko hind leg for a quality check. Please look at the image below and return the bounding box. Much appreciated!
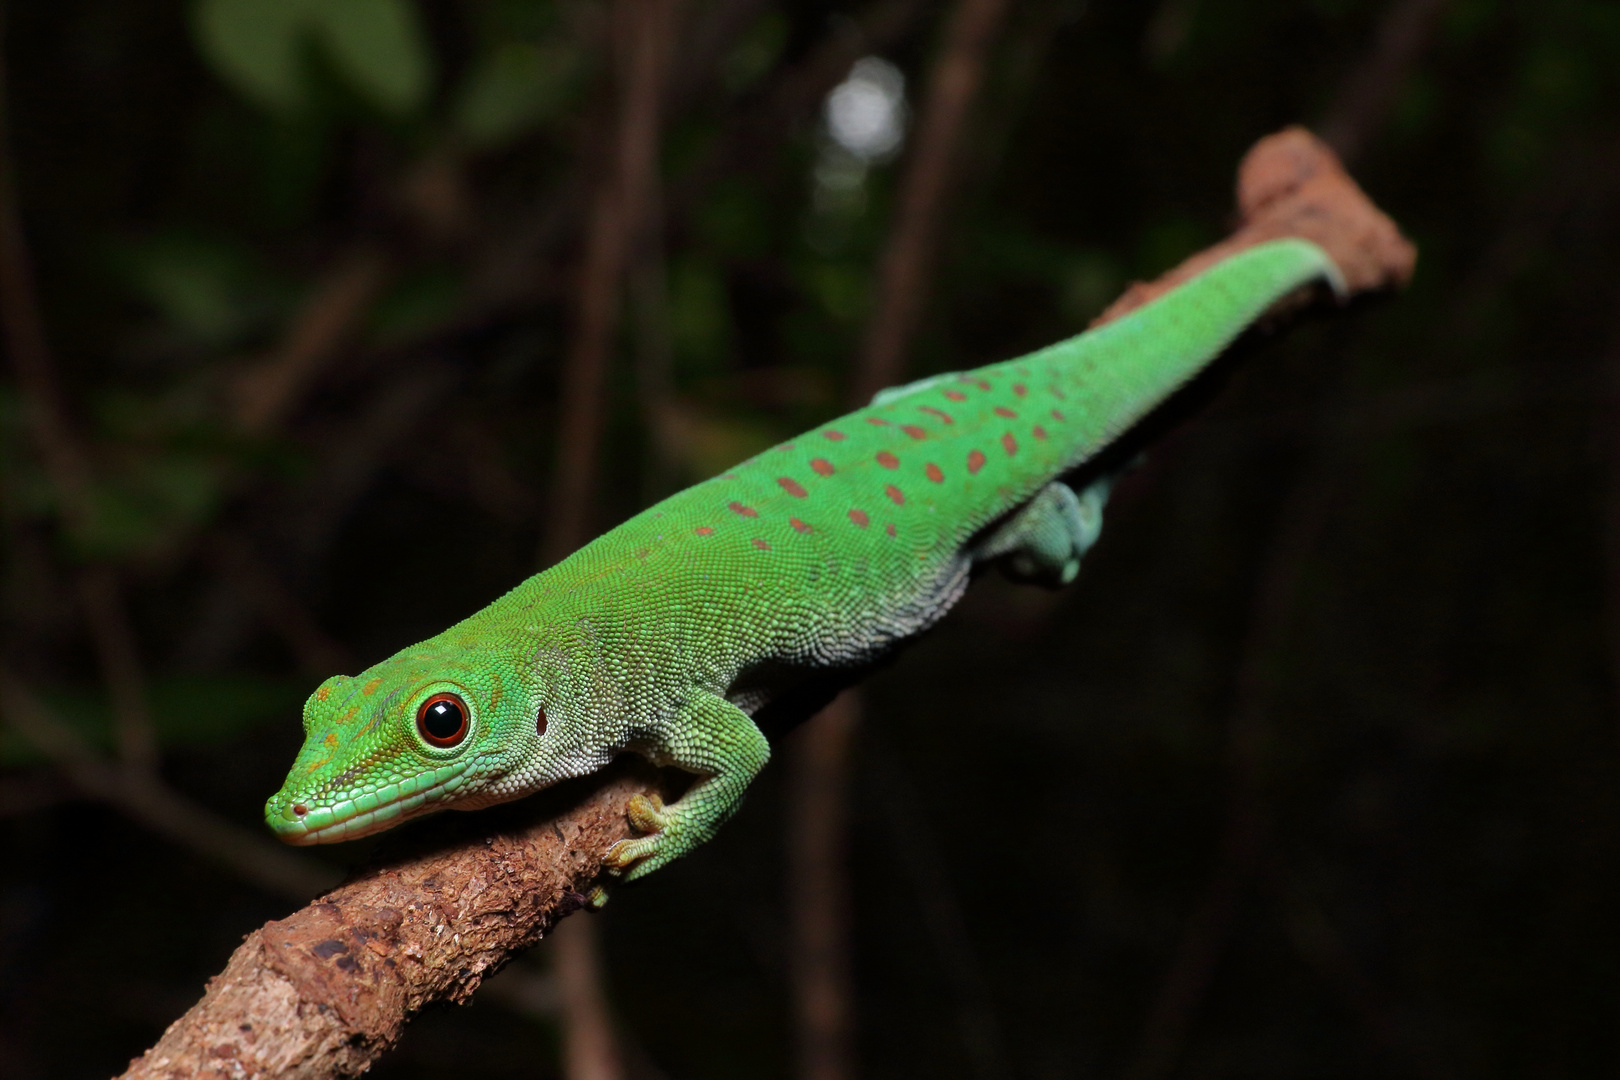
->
[605,692,770,882]
[979,477,1114,588]
[870,371,961,406]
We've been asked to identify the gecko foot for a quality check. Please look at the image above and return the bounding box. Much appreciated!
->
[604,792,685,881]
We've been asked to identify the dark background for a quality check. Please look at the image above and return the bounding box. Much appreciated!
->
[2,0,1618,1077]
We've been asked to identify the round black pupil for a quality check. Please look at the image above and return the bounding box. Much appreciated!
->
[423,700,464,740]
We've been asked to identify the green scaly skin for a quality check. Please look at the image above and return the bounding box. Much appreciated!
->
[265,238,1342,881]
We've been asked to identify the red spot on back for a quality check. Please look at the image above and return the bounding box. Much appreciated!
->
[885,522,897,537]
[926,463,944,483]
[729,501,758,518]
[944,390,967,402]
[849,509,869,528]
[778,441,795,452]
[695,526,714,536]
[1002,433,1018,456]
[975,379,991,391]
[885,484,905,506]
[752,538,771,551]
[824,429,847,441]
[967,450,986,474]
[777,477,808,498]
[1049,384,1067,399]
[1051,408,1065,421]
[876,451,900,469]
[1033,425,1048,440]
[902,425,928,440]
[866,417,891,426]
[790,517,813,534]
[994,406,1017,418]
[811,458,835,477]
[919,406,954,424]
[1013,384,1028,397]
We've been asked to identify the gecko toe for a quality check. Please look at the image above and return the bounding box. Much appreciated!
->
[626,792,669,834]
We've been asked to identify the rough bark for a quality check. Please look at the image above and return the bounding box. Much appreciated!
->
[119,762,670,1080]
[114,127,1413,1080]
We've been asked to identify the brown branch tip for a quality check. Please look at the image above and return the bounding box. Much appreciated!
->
[1094,126,1415,326]
[116,126,1415,1080]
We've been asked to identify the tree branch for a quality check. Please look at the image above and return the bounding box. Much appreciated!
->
[791,4,1013,1075]
[853,0,1012,402]
[111,128,1413,1080]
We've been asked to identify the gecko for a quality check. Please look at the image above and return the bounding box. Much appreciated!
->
[265,237,1343,881]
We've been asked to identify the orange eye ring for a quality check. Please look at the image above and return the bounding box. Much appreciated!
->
[416,692,470,748]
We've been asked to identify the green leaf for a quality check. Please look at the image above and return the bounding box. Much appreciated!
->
[310,0,434,116]
[114,234,277,348]
[193,0,313,112]
[454,41,578,148]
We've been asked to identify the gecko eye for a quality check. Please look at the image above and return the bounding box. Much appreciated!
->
[416,693,469,748]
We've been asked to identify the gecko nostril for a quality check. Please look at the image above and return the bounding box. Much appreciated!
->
[292,803,309,817]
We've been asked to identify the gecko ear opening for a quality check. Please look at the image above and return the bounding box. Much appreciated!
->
[417,693,470,748]
[536,707,548,737]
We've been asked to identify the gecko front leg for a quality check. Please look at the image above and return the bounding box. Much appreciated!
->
[606,690,771,882]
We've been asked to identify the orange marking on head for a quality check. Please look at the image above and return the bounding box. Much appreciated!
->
[876,451,900,469]
[362,678,382,696]
[824,429,847,441]
[752,538,771,551]
[902,425,927,440]
[885,484,905,506]
[695,526,714,536]
[1013,384,1028,397]
[967,450,986,474]
[729,501,758,518]
[944,390,967,402]
[885,522,897,537]
[849,509,869,528]
[790,517,813,534]
[919,406,954,424]
[315,685,331,702]
[324,732,340,749]
[778,477,808,498]
[994,406,1017,418]
[866,417,891,426]
[1033,425,1048,440]
[926,463,944,483]
[1002,433,1018,456]
[811,458,835,477]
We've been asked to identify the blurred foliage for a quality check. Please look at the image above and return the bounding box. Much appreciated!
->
[2,0,1619,1077]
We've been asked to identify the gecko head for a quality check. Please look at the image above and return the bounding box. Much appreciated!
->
[264,646,554,845]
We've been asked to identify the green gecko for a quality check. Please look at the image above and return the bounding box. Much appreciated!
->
[266,237,1343,881]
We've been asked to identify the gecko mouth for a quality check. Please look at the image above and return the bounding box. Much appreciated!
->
[269,761,474,845]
